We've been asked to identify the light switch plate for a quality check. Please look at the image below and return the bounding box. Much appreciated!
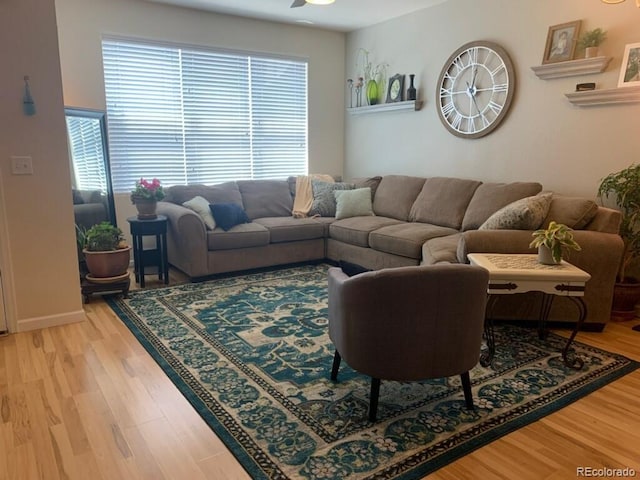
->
[11,156,33,175]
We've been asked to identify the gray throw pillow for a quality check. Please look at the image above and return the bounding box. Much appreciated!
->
[479,193,553,230]
[334,188,374,220]
[310,180,354,217]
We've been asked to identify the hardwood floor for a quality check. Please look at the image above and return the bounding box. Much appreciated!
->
[1,269,639,479]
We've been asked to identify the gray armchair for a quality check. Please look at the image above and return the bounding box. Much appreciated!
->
[328,264,489,422]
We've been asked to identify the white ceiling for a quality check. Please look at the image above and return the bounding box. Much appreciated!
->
[144,0,449,32]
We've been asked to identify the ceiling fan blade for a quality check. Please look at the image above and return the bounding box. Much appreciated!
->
[290,0,306,8]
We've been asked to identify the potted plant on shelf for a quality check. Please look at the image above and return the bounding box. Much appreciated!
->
[356,48,388,106]
[598,164,640,320]
[530,221,581,265]
[577,28,607,59]
[78,222,131,280]
[131,177,165,219]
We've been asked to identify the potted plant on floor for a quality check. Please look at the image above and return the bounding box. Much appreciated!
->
[598,164,640,320]
[78,222,131,280]
[530,221,581,265]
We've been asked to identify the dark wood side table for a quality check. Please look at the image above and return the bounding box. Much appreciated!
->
[127,215,169,288]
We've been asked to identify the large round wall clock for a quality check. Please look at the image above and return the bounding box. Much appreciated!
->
[436,40,515,139]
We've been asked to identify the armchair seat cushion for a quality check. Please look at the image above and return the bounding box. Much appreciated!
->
[369,223,459,259]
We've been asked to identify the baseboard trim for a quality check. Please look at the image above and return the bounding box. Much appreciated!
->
[17,309,87,332]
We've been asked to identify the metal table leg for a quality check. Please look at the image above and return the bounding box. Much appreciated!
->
[561,297,587,370]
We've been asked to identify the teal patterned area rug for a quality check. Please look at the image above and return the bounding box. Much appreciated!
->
[107,264,639,480]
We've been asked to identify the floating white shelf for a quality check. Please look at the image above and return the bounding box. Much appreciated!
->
[530,56,612,80]
[347,100,423,115]
[565,85,640,106]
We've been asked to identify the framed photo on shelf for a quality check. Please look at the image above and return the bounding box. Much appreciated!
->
[542,20,581,65]
[618,42,640,88]
[386,74,404,103]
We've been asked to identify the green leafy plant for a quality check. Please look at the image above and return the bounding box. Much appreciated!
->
[131,177,165,202]
[598,164,640,282]
[578,28,607,49]
[529,221,581,263]
[80,222,126,252]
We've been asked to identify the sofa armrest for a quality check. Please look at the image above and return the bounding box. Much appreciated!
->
[157,201,209,278]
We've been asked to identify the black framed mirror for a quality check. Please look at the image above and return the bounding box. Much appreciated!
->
[65,107,116,229]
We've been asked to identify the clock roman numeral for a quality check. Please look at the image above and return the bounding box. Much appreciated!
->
[493,83,509,93]
[490,63,506,77]
[441,100,455,116]
[488,100,503,115]
[451,112,463,130]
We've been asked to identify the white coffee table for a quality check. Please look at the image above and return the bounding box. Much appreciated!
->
[468,253,591,369]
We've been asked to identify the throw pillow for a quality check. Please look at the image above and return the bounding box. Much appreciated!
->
[339,260,371,277]
[310,180,354,217]
[334,188,374,220]
[72,189,84,205]
[183,196,216,230]
[209,203,250,231]
[541,195,598,229]
[479,193,553,230]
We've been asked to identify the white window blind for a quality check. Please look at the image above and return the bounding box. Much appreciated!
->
[66,116,108,191]
[102,38,308,192]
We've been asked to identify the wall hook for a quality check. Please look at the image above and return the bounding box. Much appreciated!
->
[23,76,36,116]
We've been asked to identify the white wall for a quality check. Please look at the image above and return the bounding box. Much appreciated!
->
[54,0,346,233]
[345,0,640,198]
[0,0,86,331]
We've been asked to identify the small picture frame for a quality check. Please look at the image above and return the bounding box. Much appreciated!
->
[542,20,581,65]
[386,74,404,103]
[617,42,640,88]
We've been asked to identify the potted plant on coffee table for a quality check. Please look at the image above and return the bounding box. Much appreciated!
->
[530,221,581,265]
[78,222,131,281]
[598,164,640,321]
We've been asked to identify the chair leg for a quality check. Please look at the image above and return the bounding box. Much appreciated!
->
[330,350,341,381]
[368,378,381,422]
[460,371,474,410]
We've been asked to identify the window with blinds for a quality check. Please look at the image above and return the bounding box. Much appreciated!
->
[102,38,308,193]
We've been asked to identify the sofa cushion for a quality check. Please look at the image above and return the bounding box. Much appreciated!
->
[461,181,543,231]
[542,195,598,229]
[369,223,459,259]
[351,176,383,202]
[164,182,243,207]
[330,216,403,247]
[206,223,270,251]
[237,180,293,220]
[409,177,482,229]
[373,175,426,221]
[310,180,354,217]
[479,193,553,230]
[210,203,250,231]
[183,195,216,230]
[253,217,326,243]
[334,188,374,220]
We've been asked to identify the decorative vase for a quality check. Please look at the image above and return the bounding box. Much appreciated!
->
[407,74,417,101]
[585,46,599,59]
[366,79,379,105]
[133,197,158,219]
[538,245,560,265]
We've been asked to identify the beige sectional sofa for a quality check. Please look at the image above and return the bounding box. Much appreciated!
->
[156,175,623,330]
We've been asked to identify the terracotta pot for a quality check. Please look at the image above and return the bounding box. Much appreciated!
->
[610,280,640,321]
[133,197,158,219]
[83,246,131,278]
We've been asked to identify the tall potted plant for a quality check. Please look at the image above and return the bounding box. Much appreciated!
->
[78,222,131,280]
[598,164,640,320]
